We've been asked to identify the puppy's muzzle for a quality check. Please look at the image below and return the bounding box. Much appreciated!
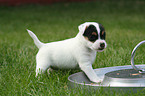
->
[98,42,106,51]
[100,43,105,49]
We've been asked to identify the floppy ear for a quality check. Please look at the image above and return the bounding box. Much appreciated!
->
[78,23,87,33]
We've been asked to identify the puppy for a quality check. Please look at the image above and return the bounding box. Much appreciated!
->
[27,22,107,83]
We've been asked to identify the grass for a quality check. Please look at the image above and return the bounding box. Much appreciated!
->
[0,0,145,95]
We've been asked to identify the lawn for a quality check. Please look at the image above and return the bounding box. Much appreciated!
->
[0,0,145,95]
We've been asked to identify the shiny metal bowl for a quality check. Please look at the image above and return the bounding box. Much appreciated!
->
[68,65,145,92]
[102,69,145,87]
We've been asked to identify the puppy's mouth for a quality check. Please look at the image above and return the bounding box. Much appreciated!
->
[98,47,104,50]
[91,47,105,52]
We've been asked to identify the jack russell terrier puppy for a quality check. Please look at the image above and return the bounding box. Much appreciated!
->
[27,22,107,83]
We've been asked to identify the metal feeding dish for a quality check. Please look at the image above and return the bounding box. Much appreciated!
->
[102,69,145,87]
[68,41,145,91]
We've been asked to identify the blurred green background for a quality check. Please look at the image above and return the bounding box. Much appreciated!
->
[0,0,145,95]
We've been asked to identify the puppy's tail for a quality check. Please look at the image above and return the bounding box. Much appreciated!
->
[27,29,44,49]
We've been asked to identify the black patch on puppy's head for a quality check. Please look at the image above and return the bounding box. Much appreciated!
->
[99,24,106,40]
[83,25,98,42]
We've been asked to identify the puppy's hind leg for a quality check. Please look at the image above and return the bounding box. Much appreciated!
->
[35,57,51,77]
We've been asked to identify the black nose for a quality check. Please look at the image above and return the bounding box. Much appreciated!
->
[100,43,105,48]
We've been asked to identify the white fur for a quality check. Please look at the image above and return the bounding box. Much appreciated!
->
[27,22,107,83]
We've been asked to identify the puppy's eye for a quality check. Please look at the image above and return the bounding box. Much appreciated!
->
[89,35,98,42]
[100,31,106,40]
[92,32,97,36]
